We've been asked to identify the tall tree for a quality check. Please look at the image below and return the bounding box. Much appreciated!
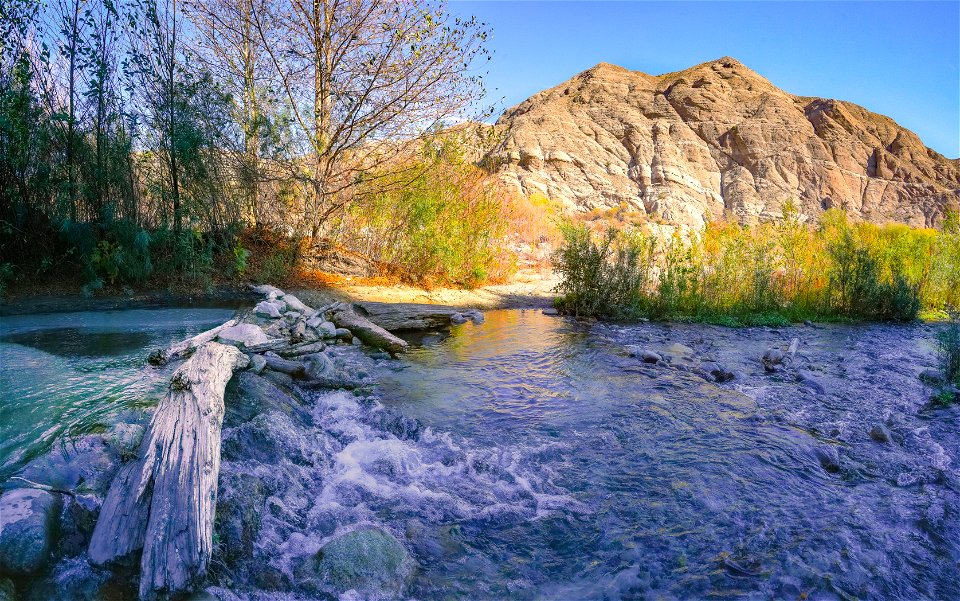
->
[252,0,492,238]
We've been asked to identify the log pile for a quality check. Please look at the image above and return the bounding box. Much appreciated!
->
[88,284,484,598]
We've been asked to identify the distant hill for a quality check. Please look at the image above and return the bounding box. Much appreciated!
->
[486,57,960,228]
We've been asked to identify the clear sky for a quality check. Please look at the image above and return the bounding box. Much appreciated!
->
[448,1,960,158]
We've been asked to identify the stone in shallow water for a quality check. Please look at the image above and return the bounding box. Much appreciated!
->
[869,424,892,443]
[0,489,63,575]
[297,526,413,597]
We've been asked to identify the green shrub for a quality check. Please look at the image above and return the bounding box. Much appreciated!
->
[347,160,513,287]
[551,209,942,324]
[938,323,960,386]
[553,223,654,318]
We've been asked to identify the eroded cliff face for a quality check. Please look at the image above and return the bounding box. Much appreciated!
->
[489,58,960,228]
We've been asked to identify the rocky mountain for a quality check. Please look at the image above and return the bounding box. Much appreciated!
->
[488,57,960,229]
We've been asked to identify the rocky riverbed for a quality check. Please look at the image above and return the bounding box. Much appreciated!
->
[0,302,957,600]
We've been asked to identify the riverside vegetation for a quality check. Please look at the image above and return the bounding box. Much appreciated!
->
[0,0,549,298]
[553,206,960,324]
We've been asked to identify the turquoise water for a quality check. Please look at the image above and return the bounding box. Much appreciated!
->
[0,308,236,479]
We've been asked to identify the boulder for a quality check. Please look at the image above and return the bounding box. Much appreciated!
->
[296,527,413,597]
[813,445,840,473]
[869,424,892,444]
[106,423,145,459]
[20,435,118,495]
[0,489,62,575]
[251,284,284,299]
[224,371,309,428]
[450,312,469,325]
[218,324,271,348]
[316,321,338,339]
[463,309,485,324]
[918,369,945,386]
[335,328,353,342]
[281,294,312,314]
[250,353,267,374]
[762,348,786,372]
[254,301,283,319]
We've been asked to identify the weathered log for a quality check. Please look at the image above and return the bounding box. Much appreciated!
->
[298,375,362,390]
[263,354,306,377]
[243,338,293,354]
[147,318,239,365]
[329,304,409,354]
[353,301,461,331]
[277,341,327,358]
[89,342,249,600]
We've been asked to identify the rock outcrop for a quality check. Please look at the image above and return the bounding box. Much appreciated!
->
[489,58,959,229]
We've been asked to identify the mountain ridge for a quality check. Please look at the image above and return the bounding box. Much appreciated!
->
[487,57,959,228]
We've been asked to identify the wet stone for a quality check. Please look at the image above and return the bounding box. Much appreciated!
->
[0,489,63,575]
[295,526,413,597]
[869,424,892,444]
[813,445,840,473]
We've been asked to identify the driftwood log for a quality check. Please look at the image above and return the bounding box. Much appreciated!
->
[353,301,461,331]
[148,318,239,365]
[89,342,249,599]
[329,304,409,354]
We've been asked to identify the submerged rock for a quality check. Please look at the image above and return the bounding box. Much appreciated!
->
[869,424,892,444]
[106,423,145,459]
[215,471,270,567]
[19,435,118,495]
[699,361,735,383]
[0,489,63,575]
[296,526,413,597]
[813,445,841,473]
[762,347,786,372]
[918,368,944,386]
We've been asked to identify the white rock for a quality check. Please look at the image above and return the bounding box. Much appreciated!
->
[252,284,285,299]
[316,321,338,338]
[282,294,312,314]
[217,324,270,347]
[254,301,282,319]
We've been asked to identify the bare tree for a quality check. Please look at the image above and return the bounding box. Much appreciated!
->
[184,0,273,223]
[251,0,492,239]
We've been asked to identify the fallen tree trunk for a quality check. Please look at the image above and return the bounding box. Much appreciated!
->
[329,304,409,354]
[262,354,306,377]
[89,342,249,600]
[148,318,239,366]
[353,301,461,331]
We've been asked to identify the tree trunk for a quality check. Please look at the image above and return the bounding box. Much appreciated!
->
[89,342,249,599]
[329,303,409,354]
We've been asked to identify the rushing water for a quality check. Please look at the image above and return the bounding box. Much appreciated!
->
[0,308,237,479]
[1,307,957,601]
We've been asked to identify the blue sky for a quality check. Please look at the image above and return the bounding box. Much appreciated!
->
[448,1,960,158]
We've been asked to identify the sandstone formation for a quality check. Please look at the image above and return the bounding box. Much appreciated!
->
[489,57,960,228]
